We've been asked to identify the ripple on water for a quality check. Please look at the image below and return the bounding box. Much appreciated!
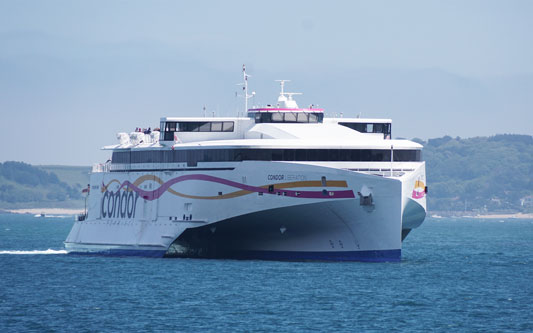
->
[0,215,532,332]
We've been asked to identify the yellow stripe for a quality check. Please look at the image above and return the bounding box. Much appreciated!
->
[414,180,425,188]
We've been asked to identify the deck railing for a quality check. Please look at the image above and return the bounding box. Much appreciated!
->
[92,162,110,173]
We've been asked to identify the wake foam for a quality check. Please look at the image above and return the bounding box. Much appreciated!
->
[0,249,67,255]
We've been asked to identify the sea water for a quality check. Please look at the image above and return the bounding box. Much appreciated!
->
[0,214,531,332]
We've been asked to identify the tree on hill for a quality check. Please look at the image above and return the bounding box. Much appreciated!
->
[420,134,533,212]
[0,161,82,206]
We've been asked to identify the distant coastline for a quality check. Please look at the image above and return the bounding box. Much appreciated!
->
[430,212,533,219]
[4,208,84,216]
[471,213,533,219]
[3,208,532,220]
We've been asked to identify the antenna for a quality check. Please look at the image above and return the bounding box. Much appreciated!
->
[241,64,254,113]
[275,80,290,96]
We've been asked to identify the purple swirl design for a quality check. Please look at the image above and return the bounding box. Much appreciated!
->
[115,174,354,201]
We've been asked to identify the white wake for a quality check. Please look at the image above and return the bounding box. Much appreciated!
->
[0,249,67,255]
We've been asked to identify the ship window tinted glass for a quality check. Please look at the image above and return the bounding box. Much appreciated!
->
[165,121,236,133]
[284,112,297,122]
[295,149,306,161]
[271,113,284,122]
[211,122,223,131]
[222,122,234,132]
[174,150,186,162]
[165,122,177,132]
[198,122,211,132]
[272,150,283,160]
[252,112,323,123]
[297,113,308,122]
[256,113,271,123]
[283,149,295,161]
[163,151,173,163]
[164,132,174,141]
[307,149,318,161]
[114,148,421,165]
[112,151,131,164]
[339,122,392,139]
[179,122,197,132]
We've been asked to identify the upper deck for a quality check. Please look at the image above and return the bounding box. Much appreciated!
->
[99,73,422,174]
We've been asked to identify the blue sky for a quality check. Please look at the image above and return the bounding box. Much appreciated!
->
[1,1,532,165]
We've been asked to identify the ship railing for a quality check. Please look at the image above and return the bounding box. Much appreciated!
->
[92,162,111,173]
[347,168,414,178]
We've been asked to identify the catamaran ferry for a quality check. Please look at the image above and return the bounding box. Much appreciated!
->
[65,67,427,262]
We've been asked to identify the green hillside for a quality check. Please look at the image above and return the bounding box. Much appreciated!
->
[0,162,90,209]
[39,165,91,190]
[418,134,533,213]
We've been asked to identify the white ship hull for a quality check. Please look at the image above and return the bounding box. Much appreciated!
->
[65,161,426,262]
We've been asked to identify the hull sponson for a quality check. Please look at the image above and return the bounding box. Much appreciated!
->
[231,249,401,262]
[166,199,402,262]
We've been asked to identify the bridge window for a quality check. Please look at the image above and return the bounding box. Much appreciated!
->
[284,112,297,122]
[252,112,323,124]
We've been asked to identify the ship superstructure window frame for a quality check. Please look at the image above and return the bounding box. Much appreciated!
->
[339,122,391,139]
[175,121,234,132]
[252,112,324,124]
[112,148,421,165]
[161,121,235,141]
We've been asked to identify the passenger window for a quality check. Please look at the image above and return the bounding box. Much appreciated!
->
[198,122,211,132]
[222,122,234,132]
[211,122,223,132]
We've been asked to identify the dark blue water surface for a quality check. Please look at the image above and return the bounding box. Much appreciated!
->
[1,214,532,332]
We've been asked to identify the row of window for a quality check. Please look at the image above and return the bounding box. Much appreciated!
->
[252,112,324,123]
[112,148,421,166]
[161,121,235,141]
[339,122,391,138]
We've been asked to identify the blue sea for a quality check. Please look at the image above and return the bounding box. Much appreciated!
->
[0,214,532,332]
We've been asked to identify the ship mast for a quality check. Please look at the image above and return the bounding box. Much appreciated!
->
[242,64,254,113]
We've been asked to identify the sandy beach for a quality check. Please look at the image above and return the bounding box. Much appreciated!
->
[7,208,84,216]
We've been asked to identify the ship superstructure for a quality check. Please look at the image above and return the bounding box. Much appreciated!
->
[65,68,426,262]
